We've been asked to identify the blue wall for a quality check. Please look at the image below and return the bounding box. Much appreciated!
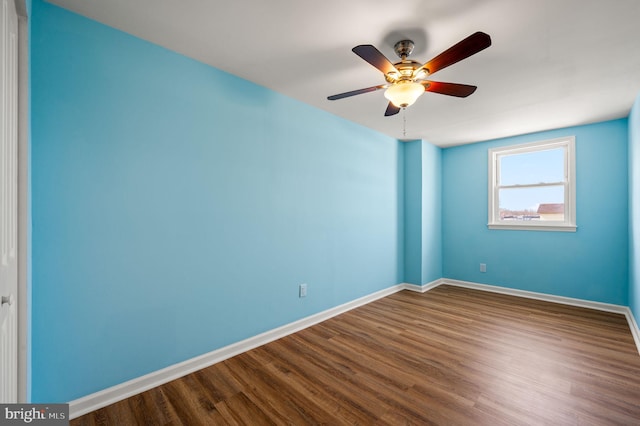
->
[422,142,442,283]
[442,120,629,304]
[629,93,640,322]
[403,141,422,284]
[30,1,403,402]
[402,140,442,285]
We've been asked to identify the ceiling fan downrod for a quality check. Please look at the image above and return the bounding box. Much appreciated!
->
[393,40,415,60]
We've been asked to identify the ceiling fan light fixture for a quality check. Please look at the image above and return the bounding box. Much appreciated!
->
[413,68,428,80]
[384,81,424,108]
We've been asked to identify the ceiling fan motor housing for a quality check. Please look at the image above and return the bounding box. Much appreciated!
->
[385,40,426,83]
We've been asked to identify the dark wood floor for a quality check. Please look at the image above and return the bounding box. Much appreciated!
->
[71,285,640,425]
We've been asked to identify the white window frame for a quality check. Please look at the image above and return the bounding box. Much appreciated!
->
[488,136,576,232]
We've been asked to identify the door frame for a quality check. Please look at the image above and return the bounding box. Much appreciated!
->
[15,0,28,403]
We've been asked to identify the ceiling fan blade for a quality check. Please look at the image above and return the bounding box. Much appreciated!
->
[422,32,491,76]
[327,84,387,100]
[352,45,398,75]
[423,81,477,97]
[384,102,401,116]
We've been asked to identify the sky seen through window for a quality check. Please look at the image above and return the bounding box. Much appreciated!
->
[499,147,565,212]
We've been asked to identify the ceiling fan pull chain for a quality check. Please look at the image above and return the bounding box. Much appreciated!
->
[403,108,407,138]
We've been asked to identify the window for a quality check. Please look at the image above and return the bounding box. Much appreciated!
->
[488,136,576,232]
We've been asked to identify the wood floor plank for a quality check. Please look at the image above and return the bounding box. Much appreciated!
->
[71,285,640,425]
[263,334,389,420]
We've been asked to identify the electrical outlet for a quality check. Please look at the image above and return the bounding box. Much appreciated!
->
[299,283,307,298]
[480,263,487,273]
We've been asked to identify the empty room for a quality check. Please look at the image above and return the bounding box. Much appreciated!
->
[2,0,640,424]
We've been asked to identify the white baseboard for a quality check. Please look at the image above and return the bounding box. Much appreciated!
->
[441,278,640,356]
[401,278,445,293]
[624,307,640,355]
[69,283,409,419]
[69,277,640,418]
[441,278,628,313]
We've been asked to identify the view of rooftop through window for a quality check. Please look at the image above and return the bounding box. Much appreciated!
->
[499,147,565,221]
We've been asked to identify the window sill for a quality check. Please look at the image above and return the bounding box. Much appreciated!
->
[488,223,577,232]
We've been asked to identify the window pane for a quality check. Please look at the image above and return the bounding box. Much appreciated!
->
[499,185,564,221]
[500,147,564,186]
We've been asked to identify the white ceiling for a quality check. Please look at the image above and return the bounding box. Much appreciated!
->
[46,0,640,147]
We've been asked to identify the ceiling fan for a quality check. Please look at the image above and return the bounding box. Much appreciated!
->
[327,32,491,116]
